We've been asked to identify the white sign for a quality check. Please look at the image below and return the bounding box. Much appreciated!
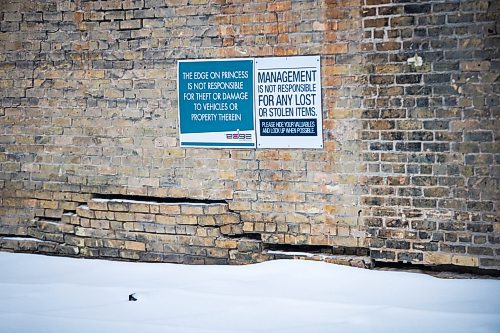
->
[255,56,323,148]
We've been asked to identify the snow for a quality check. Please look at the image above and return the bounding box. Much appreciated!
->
[0,252,499,333]
[1,237,45,242]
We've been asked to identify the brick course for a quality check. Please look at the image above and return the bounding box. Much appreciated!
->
[0,0,498,270]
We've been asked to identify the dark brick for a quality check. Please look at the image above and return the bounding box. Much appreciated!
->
[433,62,460,71]
[465,154,493,165]
[413,198,437,208]
[488,235,500,244]
[408,154,434,164]
[369,75,394,85]
[364,18,388,28]
[396,142,421,152]
[440,244,466,253]
[479,258,500,267]
[424,74,451,84]
[398,187,422,197]
[404,4,431,14]
[447,14,474,24]
[412,176,437,187]
[396,74,422,84]
[467,201,493,211]
[459,235,472,243]
[412,242,439,251]
[386,240,410,250]
[381,131,404,140]
[433,3,460,12]
[370,142,393,151]
[423,143,450,152]
[370,250,396,260]
[390,16,415,27]
[430,39,457,49]
[418,15,446,26]
[406,164,419,174]
[468,247,494,256]
[376,42,401,51]
[473,235,487,244]
[409,131,433,141]
[464,131,493,142]
[405,85,432,95]
[362,196,385,206]
[453,143,480,154]
[416,98,429,107]
[439,221,466,231]
[362,109,380,118]
[418,231,432,240]
[378,6,403,16]
[386,219,408,228]
[467,223,493,233]
[445,233,458,242]
[423,120,449,130]
[363,8,377,17]
[369,237,385,247]
[398,252,423,262]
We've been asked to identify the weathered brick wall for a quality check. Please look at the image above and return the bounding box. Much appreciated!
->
[360,0,499,268]
[0,0,498,270]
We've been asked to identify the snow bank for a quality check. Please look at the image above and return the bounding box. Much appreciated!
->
[0,252,499,333]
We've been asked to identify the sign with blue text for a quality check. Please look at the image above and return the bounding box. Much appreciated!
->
[255,56,323,148]
[177,59,255,148]
[177,56,322,149]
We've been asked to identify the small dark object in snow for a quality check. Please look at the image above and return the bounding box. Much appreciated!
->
[129,293,137,301]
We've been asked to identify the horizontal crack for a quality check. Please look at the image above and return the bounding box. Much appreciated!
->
[93,193,227,205]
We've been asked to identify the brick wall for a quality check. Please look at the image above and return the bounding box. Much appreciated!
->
[0,0,498,270]
[360,0,499,268]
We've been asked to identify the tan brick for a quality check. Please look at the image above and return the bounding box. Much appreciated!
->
[215,239,238,249]
[207,247,229,258]
[424,253,452,265]
[198,216,216,226]
[220,225,232,235]
[125,241,146,251]
[38,200,59,209]
[120,250,140,260]
[204,204,228,215]
[129,203,150,213]
[460,61,490,71]
[177,215,198,225]
[149,204,160,214]
[159,204,181,214]
[452,255,479,267]
[321,43,348,55]
[135,213,155,222]
[103,239,125,249]
[95,210,115,220]
[181,204,204,215]
[76,206,95,219]
[90,219,110,230]
[108,202,130,212]
[218,213,240,225]
[88,200,108,211]
[114,212,135,222]
[156,215,176,225]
